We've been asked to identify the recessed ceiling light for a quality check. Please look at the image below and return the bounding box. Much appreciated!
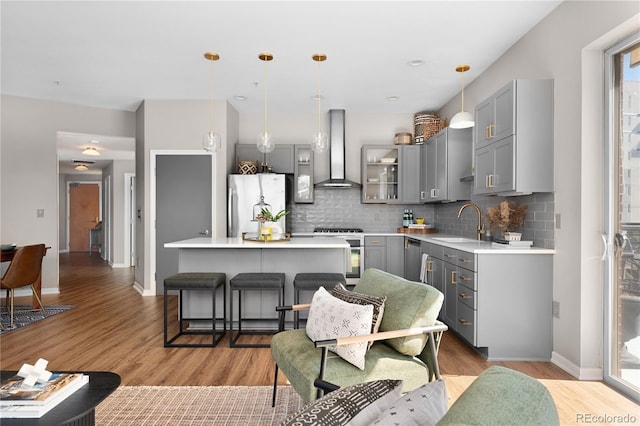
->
[54,80,62,85]
[407,60,424,67]
[387,96,400,102]
[82,146,100,156]
[234,95,247,101]
[90,139,100,144]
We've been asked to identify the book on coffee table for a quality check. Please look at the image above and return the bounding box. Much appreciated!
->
[0,373,89,418]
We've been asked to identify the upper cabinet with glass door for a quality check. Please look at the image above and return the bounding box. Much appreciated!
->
[294,145,314,203]
[361,145,421,204]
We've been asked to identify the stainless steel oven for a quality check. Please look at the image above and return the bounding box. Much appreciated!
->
[313,228,364,285]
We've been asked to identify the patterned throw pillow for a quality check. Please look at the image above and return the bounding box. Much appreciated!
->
[372,379,448,426]
[330,283,386,348]
[282,380,404,426]
[306,287,374,370]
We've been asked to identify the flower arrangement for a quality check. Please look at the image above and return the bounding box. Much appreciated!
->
[484,200,527,233]
[256,208,289,223]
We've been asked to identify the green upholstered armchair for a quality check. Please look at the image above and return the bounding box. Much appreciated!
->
[271,268,447,404]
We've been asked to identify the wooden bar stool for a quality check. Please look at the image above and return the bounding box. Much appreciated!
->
[164,272,226,348]
[293,273,347,329]
[229,273,285,348]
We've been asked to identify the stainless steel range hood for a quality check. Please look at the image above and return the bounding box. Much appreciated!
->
[315,109,362,189]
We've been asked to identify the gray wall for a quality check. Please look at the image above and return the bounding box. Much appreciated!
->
[0,95,135,293]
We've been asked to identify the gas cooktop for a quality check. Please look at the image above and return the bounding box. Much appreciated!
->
[313,227,364,233]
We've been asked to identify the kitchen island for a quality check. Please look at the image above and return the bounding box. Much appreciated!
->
[164,236,350,326]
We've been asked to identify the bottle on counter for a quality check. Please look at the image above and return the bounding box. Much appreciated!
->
[408,209,414,224]
[403,209,409,228]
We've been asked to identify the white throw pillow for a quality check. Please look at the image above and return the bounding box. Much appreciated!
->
[306,286,374,370]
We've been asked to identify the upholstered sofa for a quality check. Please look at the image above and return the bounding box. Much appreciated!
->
[281,365,560,425]
[271,268,447,404]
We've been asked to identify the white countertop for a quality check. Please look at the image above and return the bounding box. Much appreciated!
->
[370,232,555,254]
[165,236,350,249]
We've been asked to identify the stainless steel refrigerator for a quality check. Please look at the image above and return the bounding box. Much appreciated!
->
[227,174,287,238]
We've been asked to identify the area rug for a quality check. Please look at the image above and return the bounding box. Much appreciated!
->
[0,305,73,335]
[95,385,305,425]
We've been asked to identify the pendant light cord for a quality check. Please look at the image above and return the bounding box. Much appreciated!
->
[210,58,214,135]
[263,59,268,136]
[317,59,322,133]
[460,70,465,113]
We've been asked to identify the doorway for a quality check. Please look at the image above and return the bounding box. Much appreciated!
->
[68,182,101,253]
[153,153,214,295]
[604,33,640,402]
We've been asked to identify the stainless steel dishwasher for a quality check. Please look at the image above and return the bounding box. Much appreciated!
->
[404,237,422,282]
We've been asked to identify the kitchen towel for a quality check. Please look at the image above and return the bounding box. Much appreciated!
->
[419,253,429,283]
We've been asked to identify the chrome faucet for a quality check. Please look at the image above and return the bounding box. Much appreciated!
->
[457,202,485,241]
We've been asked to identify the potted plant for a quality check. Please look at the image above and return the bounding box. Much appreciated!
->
[484,200,527,241]
[255,208,289,240]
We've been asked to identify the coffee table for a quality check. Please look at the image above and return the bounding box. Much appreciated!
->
[0,371,120,425]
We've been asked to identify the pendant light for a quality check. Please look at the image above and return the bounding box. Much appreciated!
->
[256,52,275,154]
[311,53,328,153]
[449,64,475,129]
[203,52,221,152]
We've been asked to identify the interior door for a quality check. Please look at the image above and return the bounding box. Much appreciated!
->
[155,155,212,295]
[69,183,100,252]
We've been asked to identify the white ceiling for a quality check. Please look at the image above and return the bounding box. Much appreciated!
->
[2,1,562,173]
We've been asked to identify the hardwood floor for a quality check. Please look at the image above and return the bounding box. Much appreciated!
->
[1,253,637,424]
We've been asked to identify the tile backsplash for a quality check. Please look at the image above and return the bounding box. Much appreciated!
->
[289,188,555,249]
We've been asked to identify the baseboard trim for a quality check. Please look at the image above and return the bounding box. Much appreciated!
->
[551,351,603,380]
[133,281,155,296]
[0,287,60,298]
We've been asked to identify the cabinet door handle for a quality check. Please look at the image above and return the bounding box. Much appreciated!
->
[485,125,490,140]
[459,318,472,326]
[485,175,490,189]
[459,292,472,299]
[426,260,433,273]
[487,174,495,188]
[488,124,494,139]
[420,191,425,200]
[451,271,457,284]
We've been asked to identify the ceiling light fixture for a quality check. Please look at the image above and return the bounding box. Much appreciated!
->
[256,52,275,154]
[74,163,88,171]
[82,146,100,156]
[311,53,328,153]
[449,64,475,129]
[408,59,424,67]
[203,52,221,152]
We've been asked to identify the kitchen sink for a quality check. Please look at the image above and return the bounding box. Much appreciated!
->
[432,237,478,243]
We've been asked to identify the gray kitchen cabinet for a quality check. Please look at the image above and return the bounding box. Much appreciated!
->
[429,241,552,360]
[473,79,553,195]
[361,145,421,204]
[364,236,386,271]
[420,128,472,203]
[235,144,295,174]
[404,237,422,281]
[398,145,421,203]
[386,236,405,277]
[364,236,404,277]
[293,145,314,203]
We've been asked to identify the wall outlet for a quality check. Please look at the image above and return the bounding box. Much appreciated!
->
[552,300,560,318]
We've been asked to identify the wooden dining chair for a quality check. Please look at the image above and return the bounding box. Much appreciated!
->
[1,244,46,328]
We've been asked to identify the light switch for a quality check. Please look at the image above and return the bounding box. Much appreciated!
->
[37,209,45,218]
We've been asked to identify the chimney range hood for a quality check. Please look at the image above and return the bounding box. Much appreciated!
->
[315,109,362,189]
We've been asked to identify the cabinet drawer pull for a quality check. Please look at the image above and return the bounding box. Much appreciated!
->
[450,271,457,284]
[459,292,472,299]
[370,240,380,244]
[458,318,472,326]
[445,253,456,258]
[460,276,472,282]
[461,258,472,263]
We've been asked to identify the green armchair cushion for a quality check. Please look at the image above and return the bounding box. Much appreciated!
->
[271,329,433,403]
[354,268,443,356]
